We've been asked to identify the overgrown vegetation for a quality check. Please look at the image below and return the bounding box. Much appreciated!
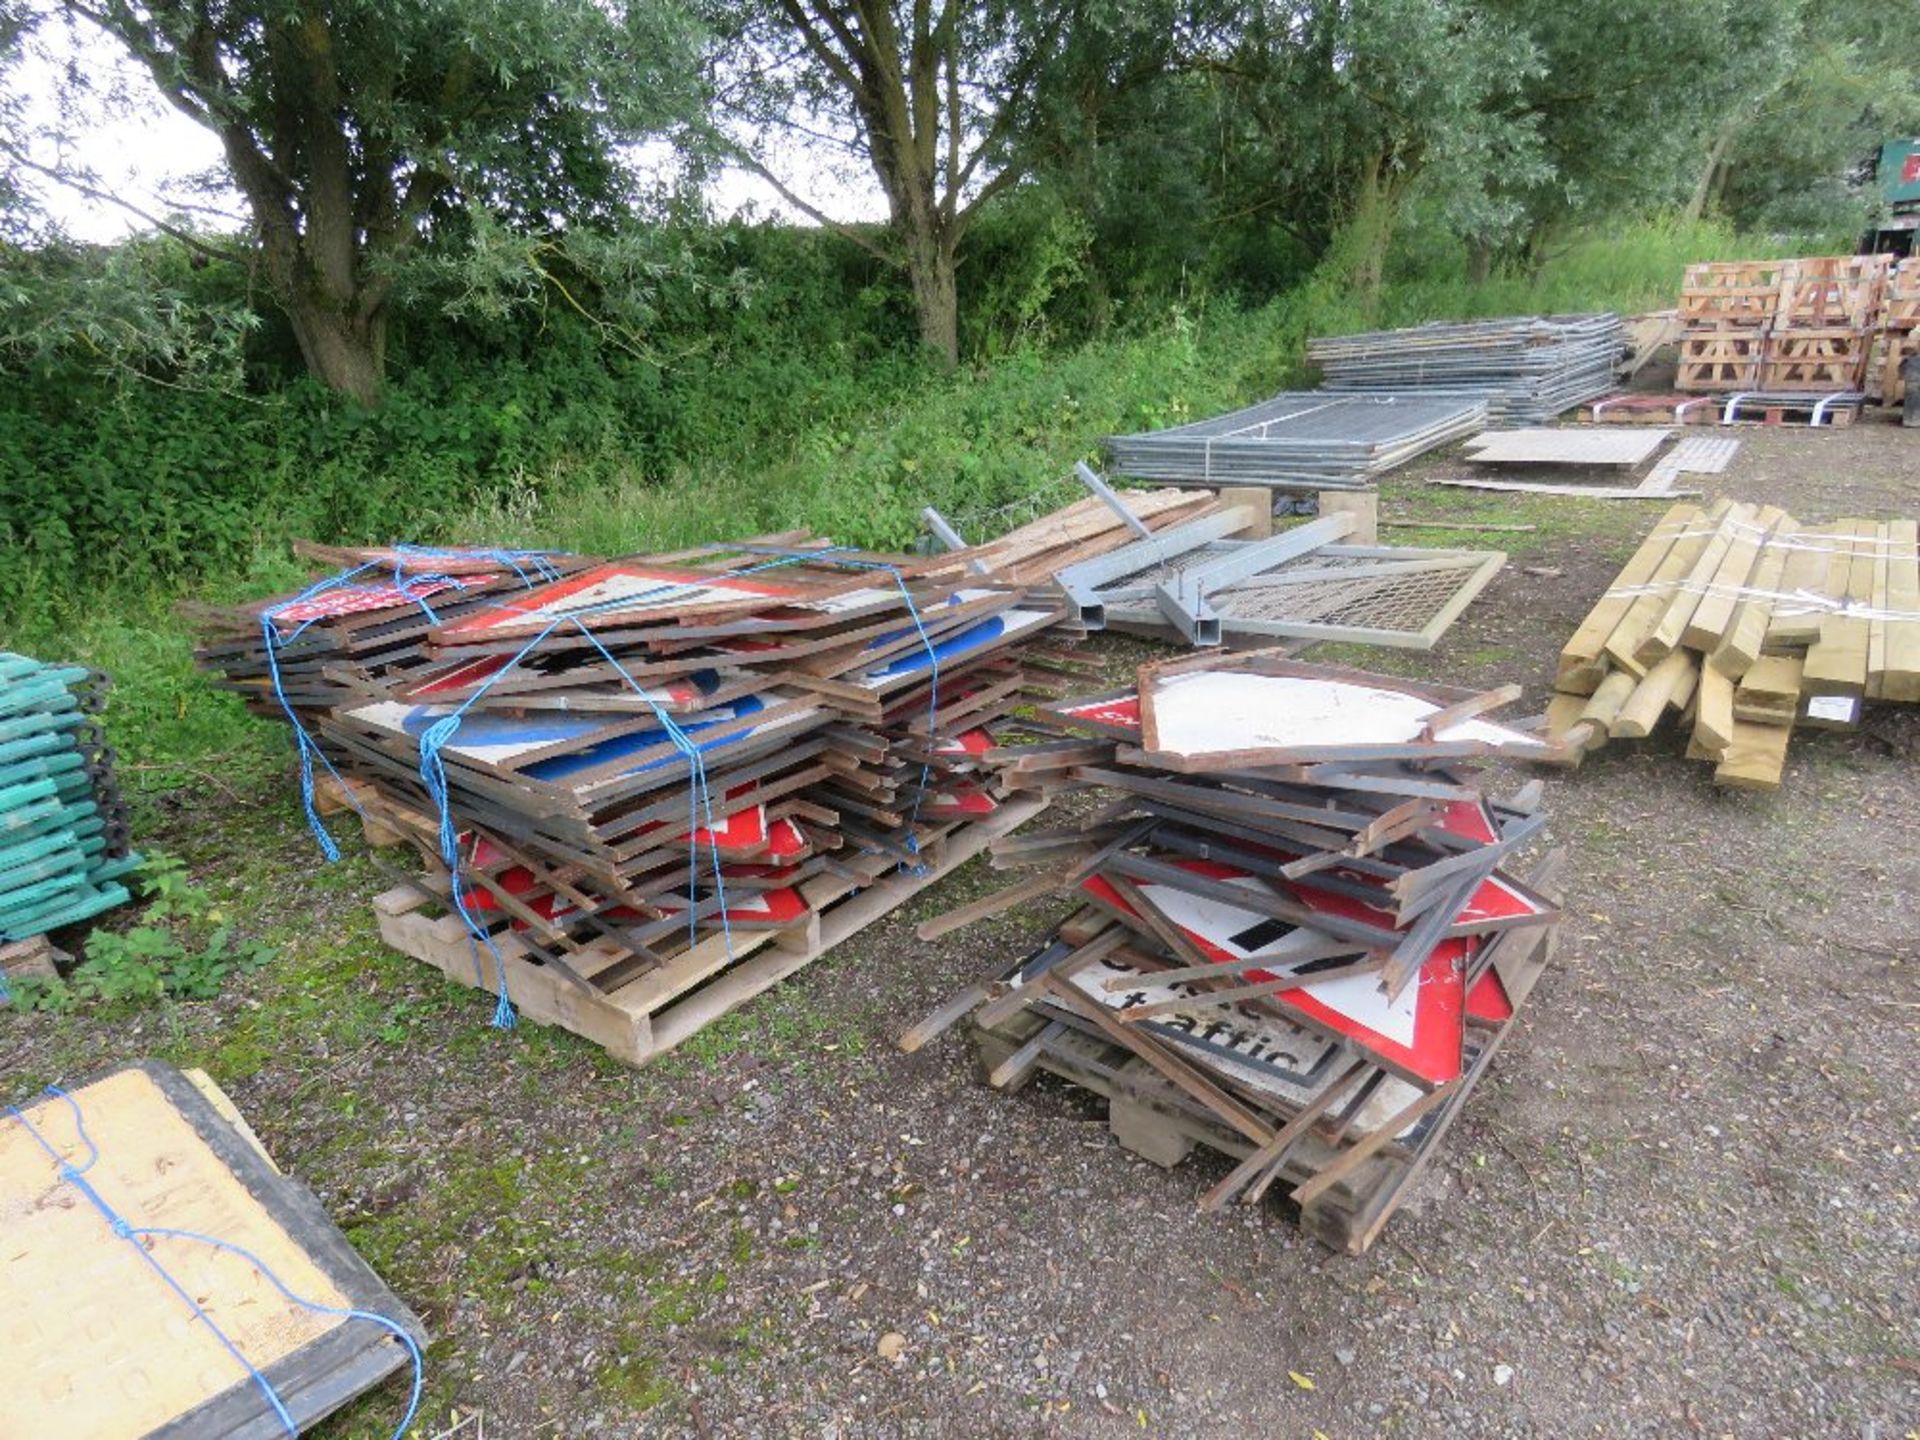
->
[9,852,276,1010]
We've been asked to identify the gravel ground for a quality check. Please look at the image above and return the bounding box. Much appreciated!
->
[5,413,1918,1440]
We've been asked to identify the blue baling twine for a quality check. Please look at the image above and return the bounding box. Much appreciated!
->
[259,547,569,861]
[5,1085,424,1440]
[414,601,741,1030]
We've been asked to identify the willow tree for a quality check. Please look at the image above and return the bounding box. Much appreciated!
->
[43,0,698,400]
[706,0,1186,364]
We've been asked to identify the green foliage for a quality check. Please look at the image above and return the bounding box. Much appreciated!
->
[13,853,276,1011]
[0,236,259,387]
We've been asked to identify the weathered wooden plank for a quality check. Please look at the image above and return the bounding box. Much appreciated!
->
[1612,649,1697,739]
[1882,519,1920,704]
[1710,518,1797,678]
[1683,505,1785,652]
[1602,499,1732,673]
[1636,502,1756,666]
[1693,662,1736,756]
[1713,719,1793,791]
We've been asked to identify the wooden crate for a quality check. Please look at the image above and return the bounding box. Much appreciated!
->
[1886,257,1920,331]
[373,795,1049,1067]
[1759,327,1870,392]
[1678,261,1789,328]
[1676,329,1765,392]
[1773,255,1889,331]
[1875,328,1917,405]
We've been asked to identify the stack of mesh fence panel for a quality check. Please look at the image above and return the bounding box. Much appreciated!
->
[0,653,140,943]
[1308,314,1626,426]
[1103,392,1487,491]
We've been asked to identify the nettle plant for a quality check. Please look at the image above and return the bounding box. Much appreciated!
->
[16,853,275,1011]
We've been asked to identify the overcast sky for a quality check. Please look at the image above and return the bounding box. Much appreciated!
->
[14,19,885,243]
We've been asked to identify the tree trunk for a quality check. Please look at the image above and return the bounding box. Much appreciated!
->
[908,245,959,365]
[1685,127,1736,225]
[1326,155,1400,317]
[1467,237,1495,286]
[900,200,960,365]
[285,297,387,404]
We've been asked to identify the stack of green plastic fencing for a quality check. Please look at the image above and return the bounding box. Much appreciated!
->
[1,653,140,959]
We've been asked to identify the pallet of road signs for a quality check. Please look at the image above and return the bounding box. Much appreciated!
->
[1675,256,1888,396]
[1547,501,1920,790]
[0,1062,425,1439]
[898,650,1565,1253]
[190,501,1217,1065]
[0,654,140,962]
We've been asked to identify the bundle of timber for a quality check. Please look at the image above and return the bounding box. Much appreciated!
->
[900,650,1565,1253]
[1675,256,1890,397]
[1308,314,1626,426]
[189,503,1197,1065]
[0,654,140,960]
[1548,501,1920,790]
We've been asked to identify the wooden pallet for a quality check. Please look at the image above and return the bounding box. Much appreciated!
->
[1886,257,1920,331]
[373,795,1048,1067]
[0,934,62,1005]
[1676,330,1764,391]
[1678,261,1789,328]
[1758,328,1869,391]
[1579,393,1719,425]
[972,1008,1403,1253]
[1874,329,1917,405]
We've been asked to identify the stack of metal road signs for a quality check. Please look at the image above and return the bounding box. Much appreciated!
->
[0,653,140,944]
[1104,392,1486,491]
[192,519,1148,1062]
[1309,314,1626,425]
[900,649,1565,1253]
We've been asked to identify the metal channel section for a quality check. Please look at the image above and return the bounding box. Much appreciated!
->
[1053,509,1255,627]
[1153,514,1356,645]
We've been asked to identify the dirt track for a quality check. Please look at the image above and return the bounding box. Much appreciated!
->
[5,413,1918,1439]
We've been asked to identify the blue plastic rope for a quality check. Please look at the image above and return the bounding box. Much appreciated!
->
[412,595,740,1030]
[260,547,567,862]
[5,1086,423,1440]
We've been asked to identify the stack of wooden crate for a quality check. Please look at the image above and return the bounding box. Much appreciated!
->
[1872,257,1920,406]
[1675,256,1889,395]
[1549,500,1920,790]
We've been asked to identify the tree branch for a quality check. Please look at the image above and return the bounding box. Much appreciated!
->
[723,143,898,265]
[0,145,249,264]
